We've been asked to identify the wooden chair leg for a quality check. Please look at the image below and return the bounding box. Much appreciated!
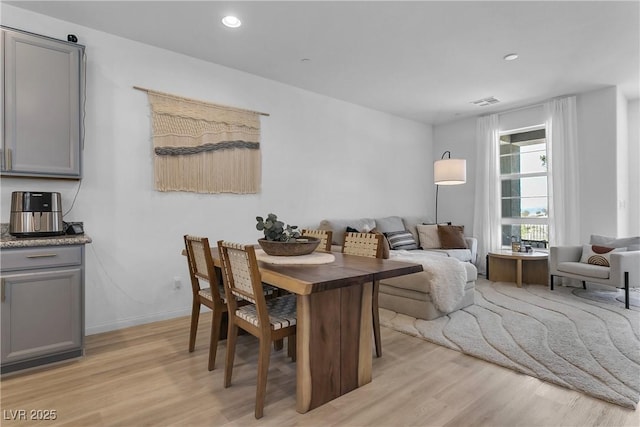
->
[287,334,296,362]
[273,339,283,351]
[208,308,223,371]
[372,280,382,358]
[255,337,272,419]
[188,300,200,352]
[224,323,238,388]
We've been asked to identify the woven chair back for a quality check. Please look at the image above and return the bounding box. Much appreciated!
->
[184,235,224,302]
[301,229,333,252]
[342,232,384,259]
[218,241,264,305]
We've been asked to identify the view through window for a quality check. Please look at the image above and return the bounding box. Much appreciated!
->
[499,127,549,249]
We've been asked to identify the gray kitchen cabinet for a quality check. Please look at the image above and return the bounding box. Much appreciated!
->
[1,27,84,178]
[1,245,84,373]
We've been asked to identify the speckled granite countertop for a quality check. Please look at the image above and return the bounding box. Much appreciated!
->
[0,234,92,249]
[0,222,91,248]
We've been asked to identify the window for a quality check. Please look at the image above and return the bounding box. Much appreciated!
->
[499,127,548,248]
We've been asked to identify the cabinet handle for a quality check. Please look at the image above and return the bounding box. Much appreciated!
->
[6,149,12,170]
[1,279,5,303]
[26,253,58,258]
[0,149,3,169]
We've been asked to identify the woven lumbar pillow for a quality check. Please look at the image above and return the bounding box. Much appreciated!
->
[579,245,625,267]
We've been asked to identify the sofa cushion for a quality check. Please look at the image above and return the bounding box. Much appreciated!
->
[379,278,476,301]
[374,216,405,234]
[380,260,476,294]
[557,261,610,279]
[416,224,441,249]
[424,248,473,263]
[579,245,625,267]
[378,287,475,321]
[590,234,640,251]
[385,230,419,250]
[438,225,468,249]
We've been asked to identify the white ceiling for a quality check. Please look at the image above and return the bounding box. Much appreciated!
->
[6,1,640,125]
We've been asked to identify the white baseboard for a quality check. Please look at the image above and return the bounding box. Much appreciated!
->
[85,307,192,336]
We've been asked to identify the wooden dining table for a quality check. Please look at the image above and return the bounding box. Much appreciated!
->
[188,247,422,413]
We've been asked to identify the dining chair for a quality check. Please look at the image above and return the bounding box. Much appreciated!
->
[301,228,333,252]
[342,232,385,357]
[184,235,278,371]
[217,240,297,419]
[183,235,228,371]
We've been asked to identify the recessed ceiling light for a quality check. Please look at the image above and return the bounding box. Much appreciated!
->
[503,53,519,61]
[222,16,241,28]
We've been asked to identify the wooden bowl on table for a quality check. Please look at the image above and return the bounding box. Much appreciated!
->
[258,237,320,256]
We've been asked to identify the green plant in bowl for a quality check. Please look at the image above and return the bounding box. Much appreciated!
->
[256,214,320,256]
[256,213,301,242]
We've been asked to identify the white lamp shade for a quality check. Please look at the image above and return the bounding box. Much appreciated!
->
[434,158,466,185]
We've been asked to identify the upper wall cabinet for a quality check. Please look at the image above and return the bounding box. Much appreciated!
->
[1,27,85,179]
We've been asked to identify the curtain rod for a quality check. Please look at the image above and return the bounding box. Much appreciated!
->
[490,94,575,117]
[133,86,270,117]
[497,102,544,116]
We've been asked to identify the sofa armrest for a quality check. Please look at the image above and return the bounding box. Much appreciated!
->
[465,237,478,264]
[609,251,640,285]
[550,246,582,273]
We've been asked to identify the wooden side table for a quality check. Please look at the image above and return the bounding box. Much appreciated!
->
[487,251,549,287]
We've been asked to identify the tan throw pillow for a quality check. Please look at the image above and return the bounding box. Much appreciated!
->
[416,224,441,249]
[437,225,468,249]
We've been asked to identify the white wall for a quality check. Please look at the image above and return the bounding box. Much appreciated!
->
[616,89,629,236]
[1,5,433,334]
[432,117,476,229]
[576,87,619,240]
[628,99,640,235]
[434,87,631,244]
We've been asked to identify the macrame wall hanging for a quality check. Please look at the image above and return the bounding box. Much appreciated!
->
[135,87,268,194]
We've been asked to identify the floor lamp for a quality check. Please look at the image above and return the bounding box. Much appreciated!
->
[434,151,466,223]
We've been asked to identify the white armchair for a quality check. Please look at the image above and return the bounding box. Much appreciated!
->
[549,235,640,309]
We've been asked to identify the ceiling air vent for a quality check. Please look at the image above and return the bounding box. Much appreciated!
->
[470,96,500,107]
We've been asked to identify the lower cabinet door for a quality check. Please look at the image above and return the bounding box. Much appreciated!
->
[1,268,82,365]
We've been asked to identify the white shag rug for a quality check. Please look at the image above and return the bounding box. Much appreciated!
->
[380,278,640,409]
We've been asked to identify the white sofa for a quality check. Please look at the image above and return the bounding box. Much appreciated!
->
[317,215,478,320]
[318,215,477,263]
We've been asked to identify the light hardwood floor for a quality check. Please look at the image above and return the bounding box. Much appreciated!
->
[1,312,638,426]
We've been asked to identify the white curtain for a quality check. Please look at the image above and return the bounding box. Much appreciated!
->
[473,114,501,274]
[545,96,580,246]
